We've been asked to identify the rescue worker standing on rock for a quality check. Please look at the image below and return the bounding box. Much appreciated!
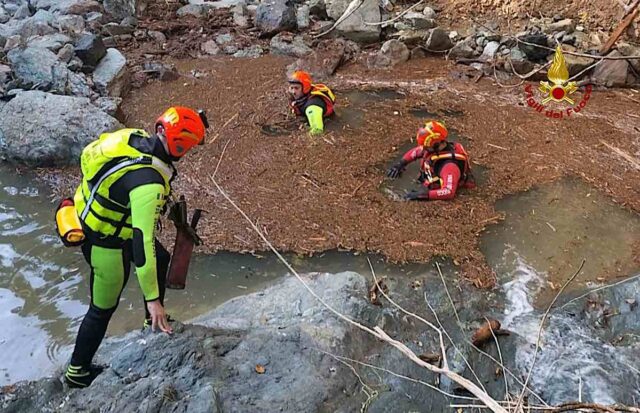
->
[386,120,474,201]
[287,70,336,136]
[64,106,209,388]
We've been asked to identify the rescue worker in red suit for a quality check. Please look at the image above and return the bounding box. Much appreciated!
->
[386,120,475,201]
[287,70,336,135]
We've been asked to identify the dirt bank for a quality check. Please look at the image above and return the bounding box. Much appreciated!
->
[115,53,640,287]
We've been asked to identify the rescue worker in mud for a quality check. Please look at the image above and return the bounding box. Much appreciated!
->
[386,120,474,201]
[64,107,209,388]
[287,70,336,135]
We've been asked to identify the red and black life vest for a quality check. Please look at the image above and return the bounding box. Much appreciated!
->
[289,84,336,117]
[419,142,472,189]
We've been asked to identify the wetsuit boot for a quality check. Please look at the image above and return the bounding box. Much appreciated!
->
[64,364,105,388]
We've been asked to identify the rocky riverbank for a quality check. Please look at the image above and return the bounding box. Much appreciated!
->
[2,263,640,412]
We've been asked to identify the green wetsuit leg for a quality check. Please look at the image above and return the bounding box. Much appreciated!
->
[69,242,131,368]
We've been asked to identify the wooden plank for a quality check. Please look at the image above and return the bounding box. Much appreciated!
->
[600,1,640,54]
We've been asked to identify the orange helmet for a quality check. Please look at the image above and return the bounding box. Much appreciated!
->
[416,120,447,148]
[288,70,312,95]
[155,106,209,158]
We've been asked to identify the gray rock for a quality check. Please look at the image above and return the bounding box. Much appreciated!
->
[371,39,409,68]
[103,0,136,19]
[270,32,312,57]
[34,0,102,14]
[75,33,107,72]
[222,44,238,54]
[13,4,31,19]
[307,0,326,18]
[332,0,380,43]
[141,61,179,81]
[449,30,459,41]
[57,43,75,62]
[0,91,122,166]
[54,14,85,33]
[509,47,534,74]
[287,37,357,80]
[147,30,166,44]
[0,6,10,24]
[449,38,476,60]
[425,27,452,51]
[590,50,631,87]
[86,11,104,22]
[215,33,234,44]
[394,29,428,46]
[410,46,426,59]
[545,18,574,34]
[8,46,91,96]
[480,40,500,60]
[93,47,128,97]
[255,0,297,36]
[232,2,250,27]
[0,64,11,84]
[393,21,411,31]
[422,6,435,19]
[517,33,550,61]
[121,16,137,27]
[617,42,640,73]
[67,56,83,71]
[3,35,22,51]
[102,21,135,35]
[402,11,435,30]
[562,45,595,77]
[233,45,263,58]
[201,39,221,55]
[380,0,394,12]
[26,33,72,52]
[176,3,205,17]
[296,4,310,29]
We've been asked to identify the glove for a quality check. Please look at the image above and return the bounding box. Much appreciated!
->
[309,127,323,136]
[404,189,428,201]
[386,162,405,179]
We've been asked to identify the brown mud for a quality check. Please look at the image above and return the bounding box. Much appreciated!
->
[115,55,640,288]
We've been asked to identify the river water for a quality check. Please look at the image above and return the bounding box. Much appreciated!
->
[1,164,639,408]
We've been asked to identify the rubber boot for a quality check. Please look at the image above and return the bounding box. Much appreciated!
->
[64,364,105,388]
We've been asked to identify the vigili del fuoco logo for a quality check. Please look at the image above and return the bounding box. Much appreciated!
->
[524,45,592,119]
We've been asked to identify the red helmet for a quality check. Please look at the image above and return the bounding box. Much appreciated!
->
[155,106,208,158]
[288,70,312,95]
[416,120,447,148]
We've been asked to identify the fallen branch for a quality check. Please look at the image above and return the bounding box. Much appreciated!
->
[316,349,480,401]
[600,1,640,54]
[514,259,586,411]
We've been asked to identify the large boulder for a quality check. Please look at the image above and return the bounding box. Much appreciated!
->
[370,39,409,68]
[617,42,640,74]
[590,50,632,87]
[0,91,122,166]
[327,0,380,43]
[255,0,297,36]
[93,47,129,97]
[0,9,56,39]
[7,46,92,96]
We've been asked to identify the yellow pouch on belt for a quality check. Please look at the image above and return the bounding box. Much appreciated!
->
[55,198,85,247]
